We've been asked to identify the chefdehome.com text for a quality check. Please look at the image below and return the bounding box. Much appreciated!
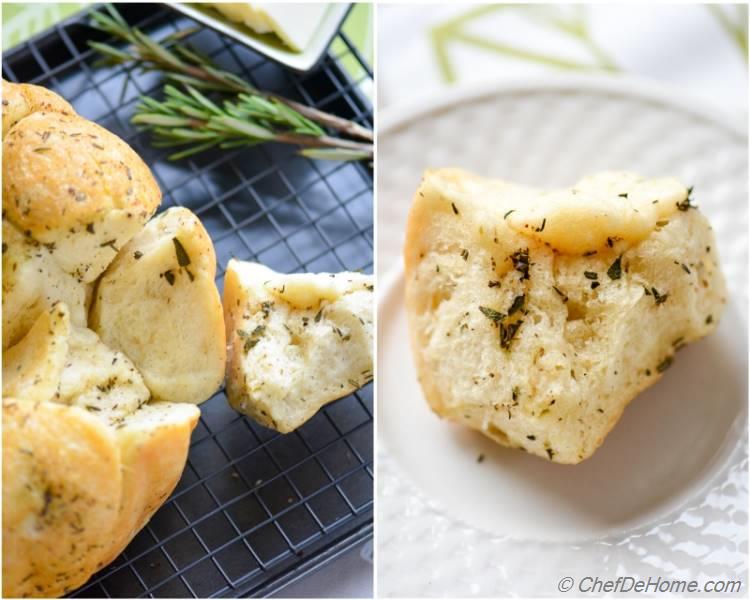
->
[557,575,742,594]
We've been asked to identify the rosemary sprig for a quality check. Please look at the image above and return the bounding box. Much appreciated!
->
[87,4,373,160]
[132,85,372,161]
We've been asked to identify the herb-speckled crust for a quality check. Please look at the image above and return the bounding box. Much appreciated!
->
[223,260,373,433]
[2,110,160,282]
[404,169,727,464]
[2,307,200,598]
[2,399,123,598]
[98,402,200,568]
[2,79,75,138]
[90,207,226,404]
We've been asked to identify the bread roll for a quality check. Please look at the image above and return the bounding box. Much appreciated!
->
[3,110,160,282]
[2,399,123,597]
[2,79,74,138]
[91,207,226,404]
[2,219,88,349]
[99,402,199,567]
[223,259,373,432]
[404,169,726,464]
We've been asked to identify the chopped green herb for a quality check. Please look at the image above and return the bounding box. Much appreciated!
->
[164,270,175,286]
[618,192,628,199]
[651,287,668,305]
[606,256,622,280]
[590,281,600,290]
[99,239,118,252]
[526,434,536,440]
[172,237,191,267]
[507,294,525,316]
[314,308,323,323]
[535,218,546,232]
[705,315,713,325]
[451,202,459,215]
[460,248,469,261]
[681,263,691,274]
[503,209,515,219]
[488,280,501,288]
[552,286,568,302]
[510,248,530,280]
[676,186,695,211]
[479,306,504,322]
[656,356,673,373]
[133,250,143,260]
[583,271,598,280]
[500,320,523,350]
[476,453,485,463]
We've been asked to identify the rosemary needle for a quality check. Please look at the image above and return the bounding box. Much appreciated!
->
[88,4,373,161]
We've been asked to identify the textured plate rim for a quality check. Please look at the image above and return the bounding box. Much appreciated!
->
[379,72,747,142]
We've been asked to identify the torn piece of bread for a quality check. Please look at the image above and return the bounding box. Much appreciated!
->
[223,259,373,433]
[2,398,123,598]
[2,219,88,349]
[2,110,161,282]
[404,169,726,464]
[91,207,226,404]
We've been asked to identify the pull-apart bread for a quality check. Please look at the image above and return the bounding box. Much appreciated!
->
[3,305,200,597]
[224,260,373,432]
[91,207,226,404]
[2,81,223,597]
[404,169,726,464]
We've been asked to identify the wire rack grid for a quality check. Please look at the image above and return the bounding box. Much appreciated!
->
[2,3,373,598]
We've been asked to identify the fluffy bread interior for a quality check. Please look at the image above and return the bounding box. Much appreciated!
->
[404,169,727,464]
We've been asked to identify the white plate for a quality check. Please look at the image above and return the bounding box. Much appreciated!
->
[168,3,350,72]
[376,75,748,597]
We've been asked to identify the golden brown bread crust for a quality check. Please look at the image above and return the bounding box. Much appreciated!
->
[99,402,200,567]
[2,79,75,138]
[2,399,123,598]
[3,111,161,282]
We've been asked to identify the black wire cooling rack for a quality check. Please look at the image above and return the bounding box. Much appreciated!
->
[2,3,373,597]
